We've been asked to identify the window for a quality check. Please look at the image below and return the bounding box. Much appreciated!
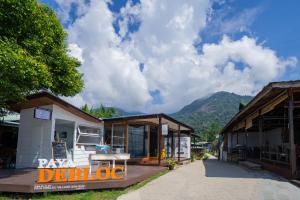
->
[76,125,102,145]
[128,125,148,157]
[112,125,125,153]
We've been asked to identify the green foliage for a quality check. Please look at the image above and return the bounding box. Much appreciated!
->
[202,153,209,160]
[81,104,118,118]
[239,102,246,111]
[200,122,222,142]
[173,91,252,134]
[166,159,176,170]
[191,153,195,162]
[0,0,83,108]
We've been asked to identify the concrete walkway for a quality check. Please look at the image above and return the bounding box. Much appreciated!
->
[118,158,300,200]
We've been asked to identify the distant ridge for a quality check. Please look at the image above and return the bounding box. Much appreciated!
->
[172,91,252,133]
[111,91,252,135]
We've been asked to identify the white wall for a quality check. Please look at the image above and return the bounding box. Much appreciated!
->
[16,105,53,168]
[16,104,103,168]
[53,105,103,167]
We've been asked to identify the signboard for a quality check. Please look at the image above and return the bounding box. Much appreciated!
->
[37,158,125,183]
[175,137,191,158]
[52,142,67,159]
[34,108,52,120]
[162,124,168,136]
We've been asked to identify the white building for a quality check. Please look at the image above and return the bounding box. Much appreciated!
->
[10,92,103,168]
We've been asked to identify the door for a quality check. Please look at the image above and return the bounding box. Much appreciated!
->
[150,126,158,157]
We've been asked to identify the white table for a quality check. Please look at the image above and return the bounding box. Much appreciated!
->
[89,153,130,175]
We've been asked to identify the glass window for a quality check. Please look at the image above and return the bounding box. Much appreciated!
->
[128,125,148,157]
[76,125,102,145]
[104,126,112,145]
[112,125,125,153]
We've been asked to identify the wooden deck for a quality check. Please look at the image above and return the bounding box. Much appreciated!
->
[0,165,167,193]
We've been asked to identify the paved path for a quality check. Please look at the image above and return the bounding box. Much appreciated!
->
[118,159,300,200]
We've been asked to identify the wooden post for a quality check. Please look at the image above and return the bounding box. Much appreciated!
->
[288,89,297,177]
[111,124,114,148]
[171,131,174,158]
[258,116,263,161]
[158,117,162,165]
[178,124,181,162]
[237,132,239,145]
[147,125,150,159]
[125,123,128,153]
[230,133,233,153]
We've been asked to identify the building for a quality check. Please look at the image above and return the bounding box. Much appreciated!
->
[9,92,104,168]
[219,80,300,178]
[0,113,19,168]
[103,114,194,165]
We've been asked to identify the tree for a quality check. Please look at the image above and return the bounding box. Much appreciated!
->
[200,122,222,142]
[0,0,83,108]
[239,102,246,111]
[200,122,222,153]
[81,104,118,118]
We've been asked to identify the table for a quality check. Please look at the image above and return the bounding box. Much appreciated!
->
[89,153,130,175]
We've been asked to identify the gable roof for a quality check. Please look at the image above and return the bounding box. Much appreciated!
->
[221,80,300,134]
[9,91,103,124]
[104,113,194,132]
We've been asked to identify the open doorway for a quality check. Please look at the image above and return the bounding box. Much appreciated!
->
[54,119,75,160]
[150,126,158,157]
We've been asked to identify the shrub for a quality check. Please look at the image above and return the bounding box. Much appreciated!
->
[166,159,177,170]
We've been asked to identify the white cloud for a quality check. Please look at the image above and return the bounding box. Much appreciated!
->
[55,0,298,113]
[68,43,84,63]
[64,0,151,111]
[204,6,262,36]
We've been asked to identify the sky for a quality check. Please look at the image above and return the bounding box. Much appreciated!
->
[40,0,300,113]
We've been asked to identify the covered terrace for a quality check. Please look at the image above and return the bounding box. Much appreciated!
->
[220,80,300,178]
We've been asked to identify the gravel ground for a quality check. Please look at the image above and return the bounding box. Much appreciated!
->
[118,158,300,200]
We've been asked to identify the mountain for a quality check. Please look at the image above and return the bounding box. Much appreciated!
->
[172,91,252,134]
[114,107,144,117]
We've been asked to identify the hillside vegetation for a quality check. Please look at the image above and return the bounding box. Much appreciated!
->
[172,91,252,134]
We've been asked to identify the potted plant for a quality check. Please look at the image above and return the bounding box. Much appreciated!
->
[166,159,176,170]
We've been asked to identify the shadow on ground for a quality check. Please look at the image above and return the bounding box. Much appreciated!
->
[203,158,288,182]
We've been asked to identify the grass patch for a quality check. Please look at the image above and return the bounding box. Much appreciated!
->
[0,170,168,200]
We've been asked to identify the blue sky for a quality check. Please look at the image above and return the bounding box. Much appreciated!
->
[40,0,300,112]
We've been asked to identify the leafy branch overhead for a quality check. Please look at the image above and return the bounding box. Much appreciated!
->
[0,0,84,108]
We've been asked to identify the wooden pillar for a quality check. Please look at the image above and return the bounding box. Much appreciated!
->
[258,116,263,161]
[230,133,233,152]
[171,132,174,158]
[237,132,239,145]
[158,117,162,165]
[147,125,150,159]
[125,123,128,153]
[111,124,114,148]
[178,124,181,162]
[288,89,297,177]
